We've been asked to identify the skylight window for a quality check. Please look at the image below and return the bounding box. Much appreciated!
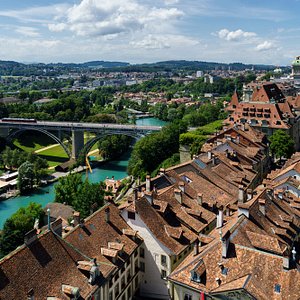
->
[221,267,228,275]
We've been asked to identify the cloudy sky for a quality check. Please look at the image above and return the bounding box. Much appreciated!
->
[0,0,299,65]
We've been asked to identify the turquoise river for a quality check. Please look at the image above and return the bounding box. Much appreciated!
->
[0,117,167,229]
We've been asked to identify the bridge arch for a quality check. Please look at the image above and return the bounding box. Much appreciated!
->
[7,128,71,158]
[80,131,145,158]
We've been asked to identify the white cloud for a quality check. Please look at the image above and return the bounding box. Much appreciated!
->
[130,34,199,49]
[164,0,180,5]
[217,28,256,41]
[47,0,183,37]
[255,41,275,51]
[15,26,40,37]
[48,23,66,32]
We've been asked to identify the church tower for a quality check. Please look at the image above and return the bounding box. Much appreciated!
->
[292,56,300,88]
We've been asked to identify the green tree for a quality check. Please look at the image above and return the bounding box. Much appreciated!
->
[269,130,295,161]
[55,174,106,218]
[18,161,35,194]
[0,203,44,256]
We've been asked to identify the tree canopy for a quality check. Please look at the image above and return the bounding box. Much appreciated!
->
[0,202,44,256]
[55,173,106,218]
[269,130,295,160]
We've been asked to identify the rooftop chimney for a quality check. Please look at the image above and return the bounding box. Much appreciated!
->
[146,175,151,192]
[73,211,80,226]
[238,185,245,203]
[89,259,100,285]
[178,181,185,193]
[159,168,166,175]
[197,193,203,206]
[51,218,62,237]
[144,190,153,205]
[258,199,266,216]
[208,151,212,160]
[247,189,253,201]
[24,229,38,246]
[174,188,182,204]
[221,230,230,258]
[105,207,110,223]
[217,206,224,228]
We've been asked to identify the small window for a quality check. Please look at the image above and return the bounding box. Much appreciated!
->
[140,247,145,258]
[140,261,145,272]
[161,269,167,279]
[184,294,192,300]
[275,284,281,293]
[161,255,167,266]
[115,284,120,297]
[128,211,135,220]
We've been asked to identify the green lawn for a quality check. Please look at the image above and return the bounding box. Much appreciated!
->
[13,130,54,152]
[37,144,69,167]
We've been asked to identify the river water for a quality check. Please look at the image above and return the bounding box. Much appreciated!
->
[0,117,167,229]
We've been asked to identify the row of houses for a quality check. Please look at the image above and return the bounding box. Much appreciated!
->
[1,122,300,299]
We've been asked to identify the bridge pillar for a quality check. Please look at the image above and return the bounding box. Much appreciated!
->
[72,130,84,159]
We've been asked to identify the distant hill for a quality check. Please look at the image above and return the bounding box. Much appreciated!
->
[0,59,278,76]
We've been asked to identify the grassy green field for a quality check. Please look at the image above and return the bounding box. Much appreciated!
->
[13,130,54,152]
[12,131,100,168]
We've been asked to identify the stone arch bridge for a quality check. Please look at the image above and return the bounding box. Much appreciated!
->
[0,120,162,159]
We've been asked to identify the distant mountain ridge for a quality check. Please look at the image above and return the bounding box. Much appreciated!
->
[0,59,279,76]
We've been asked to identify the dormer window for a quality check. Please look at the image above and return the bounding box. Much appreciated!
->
[275,284,281,293]
[190,270,201,283]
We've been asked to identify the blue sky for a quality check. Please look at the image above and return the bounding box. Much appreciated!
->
[0,0,299,65]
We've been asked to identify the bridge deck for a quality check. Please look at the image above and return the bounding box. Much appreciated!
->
[0,120,162,132]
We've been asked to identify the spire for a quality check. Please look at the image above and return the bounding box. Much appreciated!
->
[231,89,239,107]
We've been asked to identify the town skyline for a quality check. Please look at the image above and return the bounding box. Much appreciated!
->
[0,0,299,65]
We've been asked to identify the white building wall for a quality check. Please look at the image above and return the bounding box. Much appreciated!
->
[173,283,200,300]
[121,210,172,299]
[274,183,300,198]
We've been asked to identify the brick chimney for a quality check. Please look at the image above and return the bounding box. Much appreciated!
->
[73,211,80,226]
[146,175,151,192]
[238,185,245,203]
[174,188,182,204]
